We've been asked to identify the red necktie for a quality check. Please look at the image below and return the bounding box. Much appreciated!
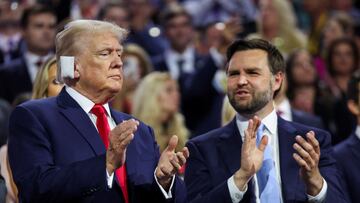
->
[91,104,129,203]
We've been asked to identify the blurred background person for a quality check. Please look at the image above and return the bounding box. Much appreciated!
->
[111,44,152,114]
[133,72,188,153]
[314,12,354,92]
[0,1,23,65]
[125,0,167,60]
[32,56,63,99]
[0,4,57,104]
[154,4,225,137]
[286,49,336,138]
[247,0,307,57]
[97,2,130,30]
[326,37,359,144]
[332,69,360,203]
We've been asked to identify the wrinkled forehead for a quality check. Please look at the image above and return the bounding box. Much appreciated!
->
[75,31,122,52]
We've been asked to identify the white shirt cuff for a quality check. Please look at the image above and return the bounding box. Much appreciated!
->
[307,178,327,203]
[154,168,175,199]
[227,175,247,203]
[209,47,225,68]
[106,170,115,188]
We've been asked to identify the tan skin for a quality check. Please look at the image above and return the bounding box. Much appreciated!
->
[227,50,323,196]
[71,32,189,190]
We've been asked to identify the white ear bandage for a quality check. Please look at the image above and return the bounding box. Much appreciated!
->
[60,56,75,79]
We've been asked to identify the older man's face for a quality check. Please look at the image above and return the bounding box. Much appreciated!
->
[76,33,123,98]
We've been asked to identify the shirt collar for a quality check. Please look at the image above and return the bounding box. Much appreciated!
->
[275,98,292,121]
[356,125,360,140]
[65,86,111,116]
[236,109,278,136]
[167,46,194,60]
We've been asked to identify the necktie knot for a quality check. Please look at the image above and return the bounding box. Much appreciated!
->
[91,104,106,117]
[35,58,44,69]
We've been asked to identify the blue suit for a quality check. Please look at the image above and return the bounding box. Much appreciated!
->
[8,88,186,203]
[332,134,360,203]
[185,117,347,203]
[292,109,325,129]
[153,54,224,137]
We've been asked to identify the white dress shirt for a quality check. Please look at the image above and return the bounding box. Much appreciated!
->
[25,51,53,83]
[356,126,360,140]
[276,98,293,122]
[227,109,327,203]
[165,46,195,80]
[65,86,174,198]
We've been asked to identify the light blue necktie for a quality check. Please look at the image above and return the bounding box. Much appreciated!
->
[256,124,281,202]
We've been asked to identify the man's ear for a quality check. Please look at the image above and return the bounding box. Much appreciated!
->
[347,100,360,116]
[273,72,284,92]
[74,60,80,79]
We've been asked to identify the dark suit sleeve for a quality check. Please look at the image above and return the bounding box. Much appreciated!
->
[185,141,233,203]
[131,125,187,203]
[8,105,109,202]
[315,130,349,203]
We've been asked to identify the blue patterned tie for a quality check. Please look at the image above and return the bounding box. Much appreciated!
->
[256,124,281,202]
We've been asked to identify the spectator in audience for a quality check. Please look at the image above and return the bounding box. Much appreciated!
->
[32,56,63,99]
[303,0,330,56]
[97,2,130,30]
[247,0,307,57]
[133,72,188,152]
[111,44,152,114]
[221,96,236,126]
[333,69,360,203]
[327,37,359,144]
[0,4,56,104]
[154,4,225,136]
[8,19,188,203]
[314,12,354,87]
[125,0,167,60]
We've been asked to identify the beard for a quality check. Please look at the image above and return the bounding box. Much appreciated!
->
[228,81,273,115]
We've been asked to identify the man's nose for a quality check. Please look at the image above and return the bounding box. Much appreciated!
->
[237,75,248,86]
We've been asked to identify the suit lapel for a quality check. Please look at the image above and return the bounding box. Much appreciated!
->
[57,88,105,156]
[217,119,242,174]
[278,117,307,201]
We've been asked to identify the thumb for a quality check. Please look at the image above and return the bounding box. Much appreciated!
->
[258,135,268,152]
[166,135,178,152]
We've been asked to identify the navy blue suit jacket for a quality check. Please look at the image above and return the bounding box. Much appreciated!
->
[0,56,32,103]
[153,53,224,136]
[292,109,324,130]
[185,117,347,203]
[8,88,186,203]
[333,134,360,203]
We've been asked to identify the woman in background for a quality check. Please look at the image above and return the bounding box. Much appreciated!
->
[111,44,152,113]
[32,57,64,99]
[132,72,188,153]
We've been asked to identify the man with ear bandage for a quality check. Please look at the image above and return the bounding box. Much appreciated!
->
[8,20,188,203]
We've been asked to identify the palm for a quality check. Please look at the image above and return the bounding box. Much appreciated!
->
[240,117,268,177]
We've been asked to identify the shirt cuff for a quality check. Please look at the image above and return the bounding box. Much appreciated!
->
[227,175,247,203]
[106,170,115,188]
[154,168,175,199]
[307,178,327,203]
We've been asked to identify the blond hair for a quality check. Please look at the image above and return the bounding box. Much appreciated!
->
[32,56,57,99]
[55,19,128,84]
[249,0,307,56]
[133,72,189,152]
[221,96,236,126]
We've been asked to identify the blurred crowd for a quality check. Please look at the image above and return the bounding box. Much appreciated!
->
[0,0,360,202]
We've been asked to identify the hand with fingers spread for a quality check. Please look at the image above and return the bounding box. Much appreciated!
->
[156,135,190,190]
[106,119,139,174]
[234,116,268,191]
[292,131,324,196]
